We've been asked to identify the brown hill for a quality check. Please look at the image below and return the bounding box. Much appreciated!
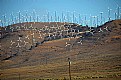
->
[0,20,121,80]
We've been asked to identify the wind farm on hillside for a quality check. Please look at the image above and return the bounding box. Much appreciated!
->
[0,0,121,80]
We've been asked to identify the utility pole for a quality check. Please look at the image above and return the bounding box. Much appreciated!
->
[19,73,20,80]
[68,58,71,80]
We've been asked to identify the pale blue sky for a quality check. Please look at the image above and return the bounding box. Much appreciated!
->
[0,0,121,26]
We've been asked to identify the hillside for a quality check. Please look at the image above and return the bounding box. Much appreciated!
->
[0,20,121,80]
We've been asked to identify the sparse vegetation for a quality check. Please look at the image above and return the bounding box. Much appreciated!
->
[0,20,121,80]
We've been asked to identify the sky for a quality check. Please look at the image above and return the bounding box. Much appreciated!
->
[0,0,121,27]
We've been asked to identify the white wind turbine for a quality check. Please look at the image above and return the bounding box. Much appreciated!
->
[77,39,83,45]
[65,42,71,47]
[0,20,3,27]
[18,11,21,24]
[32,9,36,23]
[16,42,21,48]
[72,11,75,23]
[11,13,15,25]
[104,26,109,31]
[10,26,14,32]
[92,16,97,27]
[38,33,43,39]
[117,6,120,19]
[25,35,30,40]
[16,37,23,48]
[99,28,103,32]
[114,12,117,20]
[23,41,29,47]
[3,15,7,30]
[108,7,112,21]
[59,32,63,39]
[10,40,15,48]
[55,11,57,22]
[100,12,103,25]
[61,12,64,22]
[25,10,28,22]
[78,13,82,25]
[67,11,70,22]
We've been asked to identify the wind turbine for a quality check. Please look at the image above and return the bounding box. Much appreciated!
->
[3,15,6,26]
[31,32,35,47]
[10,26,14,32]
[10,40,15,48]
[117,6,120,19]
[77,39,83,45]
[25,10,28,22]
[100,12,103,25]
[58,16,60,22]
[25,35,30,40]
[23,41,29,47]
[29,15,32,22]
[96,16,99,27]
[108,7,112,21]
[15,37,23,54]
[11,13,14,25]
[33,9,36,23]
[65,42,71,47]
[99,28,103,32]
[67,11,70,22]
[72,11,75,23]
[0,20,3,27]
[114,12,117,20]
[78,14,81,25]
[62,12,64,22]
[18,11,21,24]
[47,12,50,22]
[120,13,121,19]
[50,15,53,22]
[3,15,7,30]
[92,16,97,27]
[104,26,109,31]
[55,11,57,22]
[16,42,21,48]
[84,14,87,26]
